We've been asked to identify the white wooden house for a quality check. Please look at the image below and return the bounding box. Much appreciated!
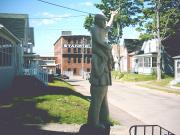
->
[173,55,180,83]
[133,39,158,74]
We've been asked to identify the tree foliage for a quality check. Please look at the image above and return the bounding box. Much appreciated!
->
[137,0,180,41]
[83,0,143,43]
[83,14,94,31]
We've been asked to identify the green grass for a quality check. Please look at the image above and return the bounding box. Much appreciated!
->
[112,71,125,79]
[34,95,89,124]
[147,76,173,87]
[38,80,89,124]
[138,83,180,95]
[121,73,156,82]
[176,83,180,87]
[48,80,74,90]
[9,80,90,124]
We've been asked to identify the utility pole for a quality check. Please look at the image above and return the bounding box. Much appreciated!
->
[82,37,85,78]
[156,0,161,81]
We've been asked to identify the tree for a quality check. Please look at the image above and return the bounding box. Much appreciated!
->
[83,0,144,43]
[137,0,180,80]
[83,14,94,31]
[137,0,180,40]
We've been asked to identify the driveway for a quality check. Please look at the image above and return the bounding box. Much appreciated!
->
[67,76,180,135]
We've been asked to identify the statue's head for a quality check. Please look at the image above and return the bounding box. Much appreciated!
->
[94,14,106,28]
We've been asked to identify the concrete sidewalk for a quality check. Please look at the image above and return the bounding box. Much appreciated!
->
[40,123,128,135]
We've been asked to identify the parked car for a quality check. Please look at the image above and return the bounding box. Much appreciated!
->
[61,74,69,79]
[53,73,69,80]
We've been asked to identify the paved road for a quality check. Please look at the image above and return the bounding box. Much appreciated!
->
[67,76,180,135]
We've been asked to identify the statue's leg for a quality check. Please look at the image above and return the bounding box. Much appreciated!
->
[99,86,112,125]
[87,85,107,128]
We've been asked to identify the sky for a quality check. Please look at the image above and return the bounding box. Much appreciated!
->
[0,0,140,56]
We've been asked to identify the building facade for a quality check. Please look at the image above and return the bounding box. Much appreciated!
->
[112,39,143,72]
[173,56,180,83]
[39,56,57,74]
[134,39,158,75]
[0,24,23,90]
[54,33,92,75]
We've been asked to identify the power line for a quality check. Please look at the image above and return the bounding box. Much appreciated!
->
[37,0,95,15]
[29,15,86,19]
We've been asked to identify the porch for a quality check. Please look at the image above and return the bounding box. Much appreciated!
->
[134,53,157,75]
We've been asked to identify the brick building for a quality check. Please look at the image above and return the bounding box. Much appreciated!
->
[54,32,92,75]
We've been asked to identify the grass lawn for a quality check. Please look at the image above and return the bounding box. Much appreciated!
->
[34,80,89,124]
[147,76,173,87]
[0,79,90,125]
[112,71,156,82]
[121,73,156,82]
[48,80,74,90]
[176,83,180,87]
[34,94,89,124]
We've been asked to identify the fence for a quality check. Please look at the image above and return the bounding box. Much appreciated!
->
[129,125,175,135]
[24,65,48,85]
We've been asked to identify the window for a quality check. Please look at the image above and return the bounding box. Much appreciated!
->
[87,48,90,54]
[68,68,71,71]
[84,48,86,54]
[68,39,71,44]
[68,56,71,63]
[177,62,180,74]
[138,57,143,67]
[144,57,151,67]
[87,68,90,72]
[78,48,81,53]
[73,57,76,63]
[78,57,81,63]
[73,68,76,74]
[83,56,86,63]
[87,57,90,63]
[152,57,157,67]
[68,48,71,53]
[73,48,77,53]
[0,38,12,67]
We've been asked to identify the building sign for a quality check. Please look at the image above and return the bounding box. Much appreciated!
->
[63,44,91,48]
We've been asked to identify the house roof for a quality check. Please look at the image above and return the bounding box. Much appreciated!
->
[0,13,28,41]
[0,13,34,46]
[0,24,21,43]
[123,39,143,53]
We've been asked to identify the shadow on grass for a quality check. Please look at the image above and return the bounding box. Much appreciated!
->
[0,76,88,135]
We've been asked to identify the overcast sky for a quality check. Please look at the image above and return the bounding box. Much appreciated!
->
[1,0,140,56]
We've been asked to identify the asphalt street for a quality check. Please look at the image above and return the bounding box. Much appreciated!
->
[67,76,180,135]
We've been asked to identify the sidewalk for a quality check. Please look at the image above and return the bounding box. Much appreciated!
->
[40,123,128,135]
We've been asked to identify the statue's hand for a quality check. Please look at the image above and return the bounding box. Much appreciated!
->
[110,10,118,17]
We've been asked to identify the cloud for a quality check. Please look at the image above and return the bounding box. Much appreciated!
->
[69,1,94,8]
[31,12,71,26]
[80,1,93,7]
